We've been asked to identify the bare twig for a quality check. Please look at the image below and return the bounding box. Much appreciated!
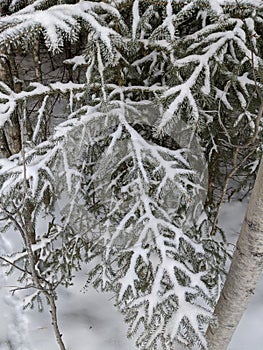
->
[0,256,31,275]
[0,109,67,350]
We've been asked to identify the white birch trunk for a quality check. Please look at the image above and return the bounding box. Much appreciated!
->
[206,156,263,349]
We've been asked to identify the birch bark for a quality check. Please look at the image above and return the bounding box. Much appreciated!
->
[206,156,263,349]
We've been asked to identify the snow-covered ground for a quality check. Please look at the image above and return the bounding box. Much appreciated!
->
[0,200,263,350]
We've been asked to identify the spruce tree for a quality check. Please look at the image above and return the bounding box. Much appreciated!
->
[0,0,262,349]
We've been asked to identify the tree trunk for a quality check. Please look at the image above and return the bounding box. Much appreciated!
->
[0,49,22,155]
[0,128,11,158]
[206,156,263,349]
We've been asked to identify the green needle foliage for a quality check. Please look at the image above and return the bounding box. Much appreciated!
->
[0,0,262,349]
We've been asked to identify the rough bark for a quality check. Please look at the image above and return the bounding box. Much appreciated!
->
[0,128,11,158]
[33,39,43,83]
[7,111,22,154]
[0,49,22,155]
[206,156,263,349]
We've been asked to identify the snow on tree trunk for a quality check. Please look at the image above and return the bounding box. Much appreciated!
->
[206,156,263,349]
